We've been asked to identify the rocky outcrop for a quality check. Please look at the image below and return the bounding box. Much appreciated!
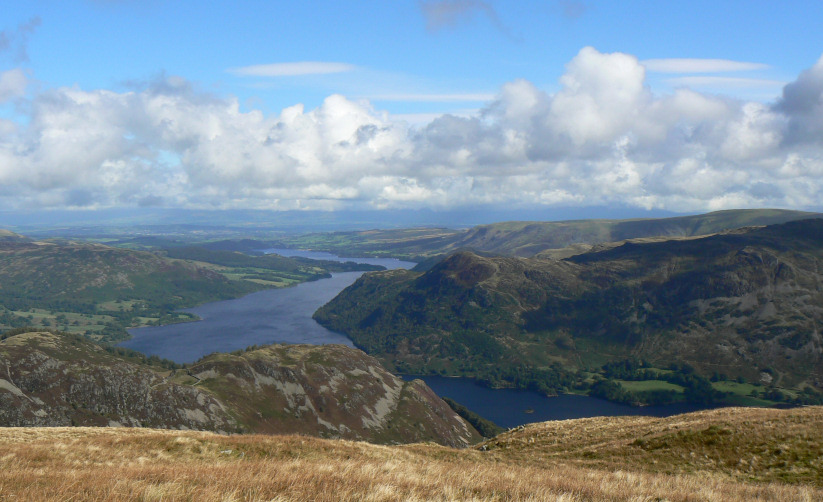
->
[0,331,480,447]
[0,332,236,432]
[186,344,480,447]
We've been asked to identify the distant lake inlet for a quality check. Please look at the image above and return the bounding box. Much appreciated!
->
[120,251,413,364]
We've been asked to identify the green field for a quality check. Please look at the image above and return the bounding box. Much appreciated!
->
[616,379,684,393]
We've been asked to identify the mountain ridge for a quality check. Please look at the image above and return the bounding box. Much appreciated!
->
[0,330,478,447]
[276,209,820,260]
[315,218,823,398]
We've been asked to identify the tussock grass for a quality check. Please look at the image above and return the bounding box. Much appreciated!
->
[1,410,821,502]
[481,406,823,486]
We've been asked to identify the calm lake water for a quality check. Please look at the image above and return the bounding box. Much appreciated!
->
[122,249,713,427]
[402,375,715,428]
[120,251,413,363]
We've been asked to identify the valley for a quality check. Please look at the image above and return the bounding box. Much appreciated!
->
[2,208,823,499]
[0,237,380,342]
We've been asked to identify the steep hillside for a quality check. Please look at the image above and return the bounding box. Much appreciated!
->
[0,331,478,446]
[316,219,823,398]
[0,406,820,500]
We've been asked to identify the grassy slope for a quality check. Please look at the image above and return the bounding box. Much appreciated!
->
[0,406,820,501]
[484,406,823,486]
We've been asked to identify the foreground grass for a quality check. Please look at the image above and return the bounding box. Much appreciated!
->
[1,407,822,501]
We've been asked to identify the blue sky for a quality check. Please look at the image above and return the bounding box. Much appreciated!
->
[11,1,818,114]
[2,0,823,217]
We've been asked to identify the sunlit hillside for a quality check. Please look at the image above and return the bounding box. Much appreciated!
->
[1,406,820,501]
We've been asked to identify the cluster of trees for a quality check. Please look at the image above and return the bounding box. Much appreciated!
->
[595,359,722,405]
[475,363,578,397]
[441,397,504,438]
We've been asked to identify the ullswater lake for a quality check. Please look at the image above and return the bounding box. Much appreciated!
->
[122,249,715,427]
[121,250,413,363]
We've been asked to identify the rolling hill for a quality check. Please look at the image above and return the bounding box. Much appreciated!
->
[278,209,820,260]
[0,229,29,242]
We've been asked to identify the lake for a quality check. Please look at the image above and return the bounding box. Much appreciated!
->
[120,251,414,363]
[122,249,714,427]
[402,374,716,428]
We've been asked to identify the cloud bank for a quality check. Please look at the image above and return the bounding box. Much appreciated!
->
[1,47,823,212]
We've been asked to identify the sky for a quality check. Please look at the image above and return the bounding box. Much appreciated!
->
[2,0,823,221]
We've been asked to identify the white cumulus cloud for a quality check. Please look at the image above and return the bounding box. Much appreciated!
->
[2,47,823,213]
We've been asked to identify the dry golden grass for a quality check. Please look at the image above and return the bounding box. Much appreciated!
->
[0,416,821,502]
[481,406,823,486]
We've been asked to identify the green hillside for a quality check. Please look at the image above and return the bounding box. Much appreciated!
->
[0,239,377,342]
[315,218,823,404]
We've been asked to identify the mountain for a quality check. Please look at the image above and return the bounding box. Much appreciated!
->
[1,406,820,500]
[444,208,821,257]
[278,209,820,260]
[315,218,823,398]
[0,330,479,447]
[0,331,237,432]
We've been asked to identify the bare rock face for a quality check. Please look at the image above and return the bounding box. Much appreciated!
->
[0,332,480,447]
